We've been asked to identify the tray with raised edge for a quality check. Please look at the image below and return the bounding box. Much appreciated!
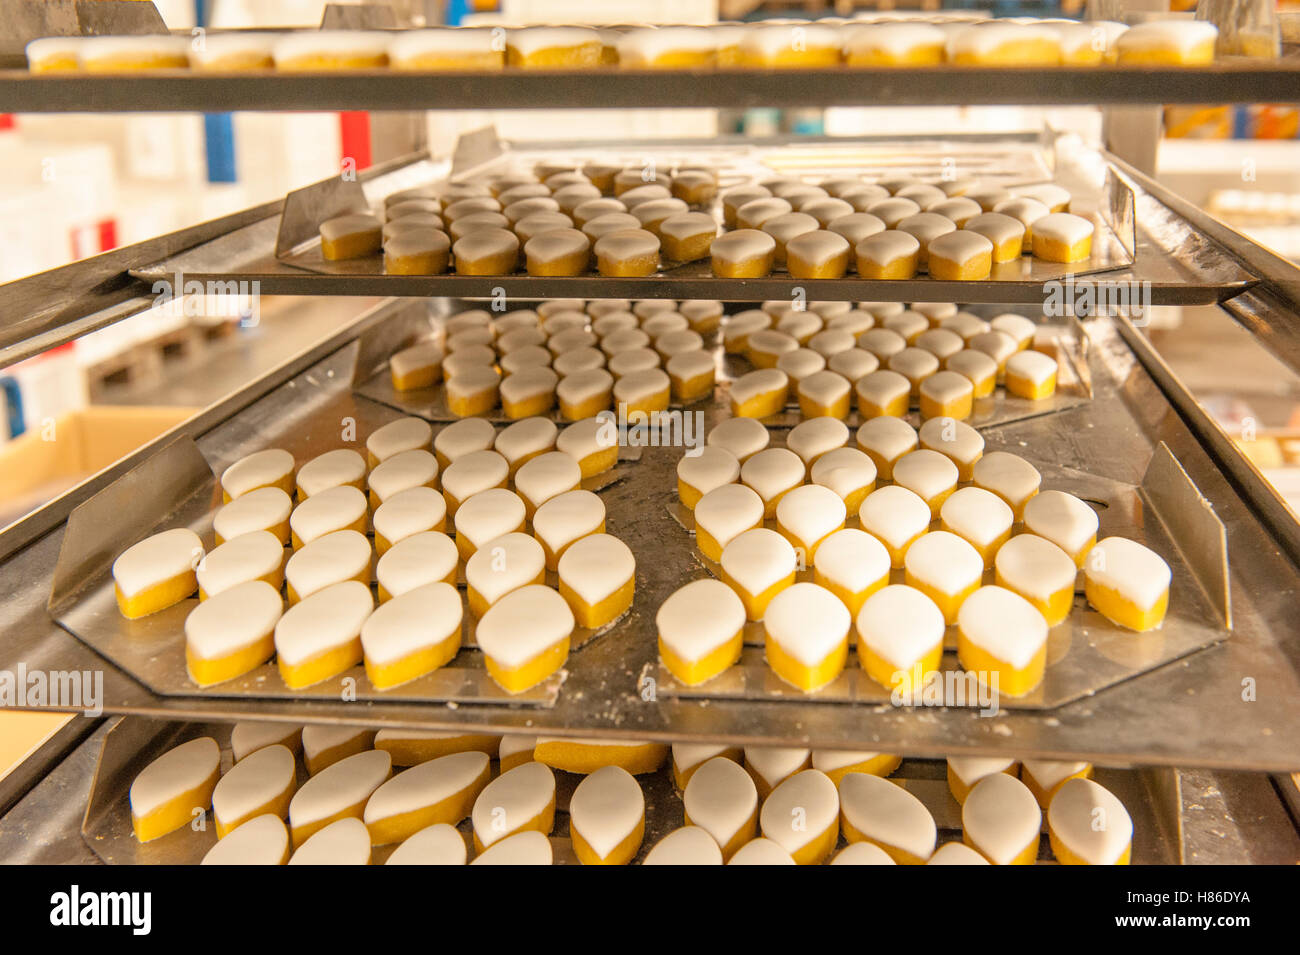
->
[127,131,1255,307]
[83,716,1180,865]
[656,443,1229,712]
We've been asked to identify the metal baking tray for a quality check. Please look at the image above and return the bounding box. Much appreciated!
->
[3,298,1299,771]
[5,62,1300,112]
[658,445,1229,710]
[43,339,642,707]
[129,131,1254,306]
[82,716,1180,865]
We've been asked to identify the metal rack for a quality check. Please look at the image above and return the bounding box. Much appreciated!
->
[1,23,1299,859]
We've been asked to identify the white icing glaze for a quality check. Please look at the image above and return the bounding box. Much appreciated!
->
[915,329,965,362]
[840,771,937,861]
[438,450,506,505]
[778,349,828,384]
[993,196,1051,230]
[989,313,1036,348]
[787,417,850,465]
[471,761,556,848]
[367,418,432,465]
[364,750,488,826]
[692,484,765,558]
[995,533,1076,603]
[707,418,769,462]
[289,484,367,547]
[807,328,855,359]
[940,486,1014,550]
[666,349,715,383]
[593,228,660,263]
[828,213,886,247]
[201,814,289,865]
[857,329,908,362]
[113,527,204,600]
[865,200,922,230]
[213,487,291,543]
[906,529,982,596]
[453,489,527,553]
[471,830,552,865]
[465,532,545,609]
[801,199,856,229]
[948,21,1061,58]
[893,450,959,504]
[288,817,371,865]
[1032,212,1094,246]
[1023,490,1098,558]
[927,841,991,865]
[744,747,810,790]
[222,448,295,500]
[683,757,758,850]
[899,212,957,249]
[827,348,879,383]
[434,418,495,463]
[197,531,283,599]
[739,447,803,505]
[1085,536,1171,611]
[958,585,1048,668]
[858,485,931,554]
[673,744,734,776]
[760,770,839,854]
[1048,777,1132,864]
[730,368,789,409]
[678,446,740,496]
[368,449,438,505]
[927,229,993,265]
[631,198,689,229]
[499,366,559,408]
[961,772,1042,865]
[569,765,644,859]
[289,747,392,831]
[1116,20,1217,56]
[643,826,723,865]
[319,213,381,243]
[557,533,634,609]
[883,310,928,343]
[373,532,455,600]
[212,743,295,831]
[973,452,1041,507]
[386,823,467,865]
[1023,758,1091,793]
[720,527,798,599]
[764,582,850,667]
[273,579,372,667]
[928,197,982,226]
[186,579,282,663]
[297,449,365,498]
[130,736,219,817]
[859,581,945,669]
[832,842,897,865]
[889,347,940,389]
[373,486,446,547]
[612,367,670,406]
[273,30,390,64]
[360,581,461,666]
[775,484,847,550]
[601,328,651,356]
[475,585,573,670]
[515,451,583,510]
[712,228,778,262]
[659,212,717,244]
[918,416,984,469]
[729,838,796,865]
[506,26,601,57]
[533,489,605,559]
[494,417,558,467]
[948,755,1017,787]
[231,722,300,763]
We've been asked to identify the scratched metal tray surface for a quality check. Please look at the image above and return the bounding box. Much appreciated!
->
[2,302,1299,770]
[129,131,1254,306]
[82,717,1179,865]
[657,449,1229,711]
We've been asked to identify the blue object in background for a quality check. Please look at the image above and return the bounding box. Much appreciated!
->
[445,0,471,26]
[195,0,237,183]
[1,377,23,439]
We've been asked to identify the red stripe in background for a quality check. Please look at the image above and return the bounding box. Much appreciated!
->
[0,114,14,130]
[98,218,117,252]
[339,112,372,172]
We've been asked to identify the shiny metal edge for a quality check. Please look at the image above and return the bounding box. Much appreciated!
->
[1141,441,1232,629]
[1114,313,1300,570]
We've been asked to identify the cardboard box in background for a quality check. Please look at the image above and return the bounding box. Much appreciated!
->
[0,405,198,530]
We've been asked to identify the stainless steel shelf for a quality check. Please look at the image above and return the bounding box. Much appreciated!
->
[2,63,1300,112]
[1,298,1299,771]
